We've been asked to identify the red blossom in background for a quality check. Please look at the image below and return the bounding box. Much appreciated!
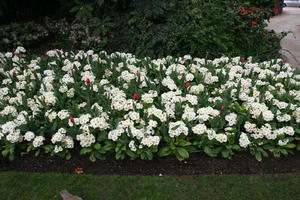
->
[86,78,90,85]
[221,106,225,111]
[281,60,285,65]
[239,8,245,14]
[250,20,256,26]
[12,71,17,76]
[185,82,190,88]
[273,8,279,14]
[252,7,259,12]
[41,55,45,59]
[69,117,75,123]
[241,57,246,62]
[133,93,139,100]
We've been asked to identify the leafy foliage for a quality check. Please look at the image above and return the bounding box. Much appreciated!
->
[69,0,285,61]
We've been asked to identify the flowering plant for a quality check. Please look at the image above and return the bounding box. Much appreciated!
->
[0,47,300,162]
[0,22,49,52]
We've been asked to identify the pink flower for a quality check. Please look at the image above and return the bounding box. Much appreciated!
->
[221,106,225,111]
[241,57,246,62]
[185,82,190,88]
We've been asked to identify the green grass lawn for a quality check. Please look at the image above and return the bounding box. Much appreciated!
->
[0,172,300,200]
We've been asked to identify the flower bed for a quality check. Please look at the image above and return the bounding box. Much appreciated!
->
[0,47,300,162]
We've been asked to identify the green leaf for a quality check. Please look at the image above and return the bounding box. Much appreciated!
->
[280,149,288,156]
[158,146,172,157]
[176,147,189,160]
[89,153,96,162]
[221,149,230,158]
[2,149,9,157]
[66,152,72,160]
[177,140,191,147]
[94,143,101,150]
[145,150,153,160]
[103,143,114,152]
[254,152,262,162]
[126,150,136,159]
[284,143,296,149]
[297,144,300,151]
[8,154,15,162]
[80,147,93,155]
[171,124,180,131]
[35,149,40,157]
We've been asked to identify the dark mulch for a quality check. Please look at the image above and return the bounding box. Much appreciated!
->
[1,151,300,175]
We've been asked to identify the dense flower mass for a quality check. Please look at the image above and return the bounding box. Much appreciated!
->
[0,47,300,161]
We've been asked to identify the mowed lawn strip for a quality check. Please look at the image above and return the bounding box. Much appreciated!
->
[0,172,300,200]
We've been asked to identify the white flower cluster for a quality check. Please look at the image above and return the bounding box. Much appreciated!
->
[168,121,188,137]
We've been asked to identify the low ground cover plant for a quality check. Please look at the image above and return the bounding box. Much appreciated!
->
[1,47,300,162]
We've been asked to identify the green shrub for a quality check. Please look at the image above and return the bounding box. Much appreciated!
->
[69,0,284,61]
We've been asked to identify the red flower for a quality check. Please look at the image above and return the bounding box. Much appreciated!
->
[245,9,249,15]
[86,78,90,85]
[221,106,225,111]
[241,57,246,62]
[281,60,285,65]
[239,8,245,14]
[250,20,256,26]
[133,93,139,100]
[185,82,190,88]
[41,55,45,60]
[136,72,140,77]
[252,7,259,12]
[69,117,75,123]
[273,8,279,14]
[12,71,17,76]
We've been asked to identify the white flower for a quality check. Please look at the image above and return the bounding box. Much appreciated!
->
[225,113,237,126]
[192,124,207,135]
[33,136,45,148]
[76,133,95,147]
[239,133,251,148]
[168,121,188,137]
[24,131,35,141]
[215,134,227,143]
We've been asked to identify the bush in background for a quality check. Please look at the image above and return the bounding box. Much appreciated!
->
[0,0,285,61]
[69,0,285,61]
